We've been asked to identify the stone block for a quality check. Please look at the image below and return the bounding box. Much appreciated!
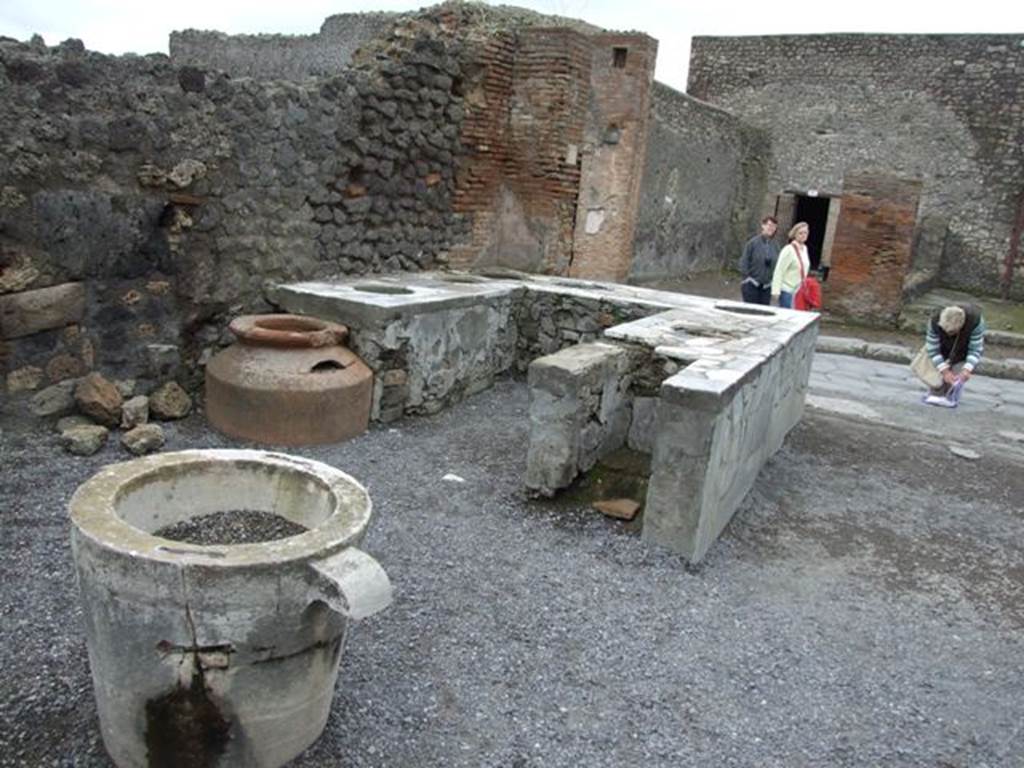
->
[57,415,94,432]
[149,382,192,420]
[525,342,637,495]
[121,424,165,455]
[815,335,868,356]
[61,424,109,456]
[863,343,913,364]
[0,283,86,339]
[30,380,77,417]
[144,344,180,380]
[75,373,124,427]
[7,365,44,393]
[46,353,85,382]
[593,498,641,521]
[120,396,150,430]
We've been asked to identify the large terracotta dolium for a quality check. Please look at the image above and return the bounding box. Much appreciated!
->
[205,314,373,445]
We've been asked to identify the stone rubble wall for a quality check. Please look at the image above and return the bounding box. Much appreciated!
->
[632,83,770,281]
[169,13,399,81]
[0,28,465,395]
[511,287,649,368]
[688,34,1024,300]
[524,342,643,494]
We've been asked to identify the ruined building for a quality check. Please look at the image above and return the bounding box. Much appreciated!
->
[0,4,1020,396]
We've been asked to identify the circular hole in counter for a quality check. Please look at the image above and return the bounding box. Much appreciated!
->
[552,279,610,291]
[714,304,775,317]
[353,284,415,295]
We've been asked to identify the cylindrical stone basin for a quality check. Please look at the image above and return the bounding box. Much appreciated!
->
[69,449,392,768]
[205,314,373,445]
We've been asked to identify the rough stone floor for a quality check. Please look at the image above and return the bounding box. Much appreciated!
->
[1,355,1022,767]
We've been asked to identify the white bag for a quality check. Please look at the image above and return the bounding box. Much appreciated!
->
[910,346,942,389]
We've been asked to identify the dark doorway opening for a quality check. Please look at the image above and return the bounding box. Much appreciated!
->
[794,195,830,271]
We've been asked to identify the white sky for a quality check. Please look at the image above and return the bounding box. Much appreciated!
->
[2,1,1023,92]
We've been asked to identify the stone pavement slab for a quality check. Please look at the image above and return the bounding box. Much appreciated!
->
[809,353,1024,461]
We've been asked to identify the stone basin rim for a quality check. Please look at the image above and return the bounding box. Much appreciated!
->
[69,449,372,567]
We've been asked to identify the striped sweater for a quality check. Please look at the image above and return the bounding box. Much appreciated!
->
[926,305,985,372]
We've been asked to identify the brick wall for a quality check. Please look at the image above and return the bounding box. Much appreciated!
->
[826,172,923,323]
[569,34,657,282]
[449,28,591,274]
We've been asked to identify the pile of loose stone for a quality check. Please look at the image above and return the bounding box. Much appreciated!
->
[27,371,192,456]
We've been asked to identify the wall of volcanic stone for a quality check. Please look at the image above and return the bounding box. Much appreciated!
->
[0,32,464,393]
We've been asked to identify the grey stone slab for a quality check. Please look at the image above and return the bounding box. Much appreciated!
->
[0,282,86,339]
[863,343,914,364]
[816,335,868,356]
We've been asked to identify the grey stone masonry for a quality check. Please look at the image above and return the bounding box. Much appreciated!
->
[615,310,818,562]
[269,273,521,421]
[525,343,641,494]
[271,271,818,562]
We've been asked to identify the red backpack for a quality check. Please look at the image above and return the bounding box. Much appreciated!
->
[793,246,822,311]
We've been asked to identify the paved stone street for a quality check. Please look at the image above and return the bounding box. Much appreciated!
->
[808,352,1024,463]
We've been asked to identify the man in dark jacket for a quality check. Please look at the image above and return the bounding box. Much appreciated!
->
[739,216,780,305]
[925,303,985,396]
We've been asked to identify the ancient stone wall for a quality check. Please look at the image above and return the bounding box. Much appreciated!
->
[169,13,398,80]
[688,34,1024,299]
[632,83,769,281]
[0,32,464,394]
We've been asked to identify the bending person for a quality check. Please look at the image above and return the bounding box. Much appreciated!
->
[925,304,985,398]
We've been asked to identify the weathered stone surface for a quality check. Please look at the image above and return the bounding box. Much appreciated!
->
[144,345,180,380]
[121,423,165,455]
[120,395,150,430]
[593,498,641,521]
[6,365,44,393]
[114,379,136,398]
[46,353,85,382]
[61,424,109,456]
[74,372,124,427]
[862,343,913,364]
[29,380,77,417]
[57,415,95,432]
[949,445,981,460]
[979,358,1024,382]
[0,283,86,339]
[0,255,40,294]
[526,342,637,495]
[816,336,868,356]
[149,381,192,420]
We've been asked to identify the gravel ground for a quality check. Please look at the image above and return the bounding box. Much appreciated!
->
[1,376,1022,767]
[153,510,309,545]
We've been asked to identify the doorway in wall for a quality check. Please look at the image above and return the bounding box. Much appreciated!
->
[775,191,839,274]
[793,194,830,271]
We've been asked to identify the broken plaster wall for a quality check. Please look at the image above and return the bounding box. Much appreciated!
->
[0,30,465,395]
[631,83,770,282]
[688,34,1024,300]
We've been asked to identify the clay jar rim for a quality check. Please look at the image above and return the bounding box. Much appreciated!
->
[230,314,349,349]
